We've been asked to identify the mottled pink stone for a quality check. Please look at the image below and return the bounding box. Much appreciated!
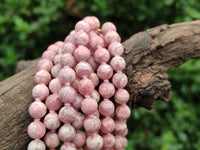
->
[32,84,49,100]
[51,64,62,78]
[78,78,94,95]
[64,34,76,45]
[99,82,115,99]
[81,97,98,115]
[60,142,77,150]
[116,104,131,120]
[58,66,76,84]
[108,42,124,56]
[110,56,126,71]
[112,72,128,88]
[73,130,86,148]
[74,45,91,62]
[29,101,47,119]
[115,120,128,135]
[59,105,76,123]
[71,77,80,90]
[47,44,60,53]
[83,16,99,30]
[75,20,91,33]
[27,121,46,139]
[89,73,99,87]
[72,93,84,110]
[100,117,115,134]
[114,88,130,104]
[44,112,61,130]
[61,53,76,68]
[34,70,51,85]
[102,22,117,35]
[72,112,85,129]
[59,86,76,103]
[75,61,93,78]
[90,16,100,29]
[44,132,60,149]
[89,35,105,50]
[90,90,100,103]
[75,30,89,46]
[102,133,115,149]
[49,78,62,94]
[99,99,115,117]
[37,59,53,72]
[87,56,99,70]
[54,41,64,47]
[114,135,127,149]
[84,115,101,133]
[97,63,113,80]
[86,133,103,150]
[53,54,62,65]
[63,42,76,54]
[27,140,46,150]
[58,124,76,142]
[45,93,62,111]
[94,48,110,63]
[42,50,57,62]
[104,31,121,45]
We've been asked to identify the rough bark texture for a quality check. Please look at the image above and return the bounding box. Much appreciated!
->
[1,20,200,149]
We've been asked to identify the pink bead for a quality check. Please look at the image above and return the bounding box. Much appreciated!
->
[110,56,126,71]
[44,112,61,130]
[75,62,93,78]
[73,130,86,148]
[29,101,47,119]
[97,63,113,80]
[45,93,62,111]
[102,22,117,35]
[55,41,64,47]
[53,54,62,65]
[47,44,60,53]
[112,72,128,88]
[37,59,53,72]
[63,42,76,54]
[28,121,46,139]
[108,42,124,56]
[72,93,84,110]
[71,77,80,90]
[99,99,115,117]
[81,97,97,115]
[86,133,103,150]
[90,90,100,102]
[87,56,99,70]
[59,105,76,123]
[114,88,130,104]
[74,45,90,62]
[34,70,51,85]
[42,50,57,61]
[44,132,60,149]
[102,134,115,149]
[116,104,131,120]
[51,64,62,78]
[59,86,76,103]
[114,135,127,149]
[27,140,46,150]
[64,34,76,45]
[89,73,99,87]
[90,16,100,29]
[58,66,76,84]
[75,30,89,45]
[78,78,94,95]
[60,142,77,150]
[99,82,115,99]
[32,84,49,100]
[72,112,85,129]
[115,120,128,135]
[93,110,100,118]
[49,78,62,93]
[58,124,76,142]
[84,116,101,133]
[75,20,91,32]
[83,16,99,30]
[89,35,105,50]
[100,117,115,134]
[105,31,121,45]
[94,48,110,63]
[61,53,76,68]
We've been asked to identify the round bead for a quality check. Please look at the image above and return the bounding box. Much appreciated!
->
[99,99,115,117]
[102,22,117,35]
[105,31,121,44]
[112,72,128,88]
[90,90,100,102]
[115,120,128,135]
[74,45,90,62]
[64,34,76,45]
[100,117,115,134]
[99,82,115,99]
[83,16,99,30]
[44,112,61,130]
[49,78,62,93]
[116,104,131,120]
[75,61,93,78]
[75,30,89,45]
[72,94,84,110]
[75,20,91,32]
[32,84,49,100]
[45,93,62,111]
[114,88,129,104]
[55,41,64,47]
[73,130,86,148]
[29,101,47,119]
[110,56,126,71]
[44,132,60,149]
[102,133,115,149]
[60,142,77,150]
[59,86,76,103]
[97,63,113,80]
[58,124,76,142]
[87,56,99,70]
[71,77,80,90]
[78,78,94,95]
[51,64,62,78]
[108,42,124,56]
[61,53,76,68]
[86,134,103,150]
[89,73,99,87]
[53,54,62,65]
[27,121,46,139]
[81,97,97,115]
[94,48,110,63]
[37,59,53,72]
[89,35,105,50]
[59,105,76,123]
[34,70,51,85]
[93,110,100,118]
[42,50,57,61]
[27,140,46,150]
[63,42,76,54]
[90,16,100,29]
[58,66,76,84]
[72,112,85,129]
[84,116,101,133]
[114,135,127,149]
[47,44,59,53]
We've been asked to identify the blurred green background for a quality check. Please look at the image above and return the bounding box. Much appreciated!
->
[1,0,200,149]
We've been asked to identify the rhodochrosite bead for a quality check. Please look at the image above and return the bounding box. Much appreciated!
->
[51,64,62,77]
[72,112,85,129]
[114,88,130,104]
[28,121,46,139]
[45,93,62,111]
[100,117,115,134]
[112,72,128,88]
[60,143,77,150]
[37,58,53,72]
[28,140,46,150]
[75,61,93,78]
[89,73,99,87]
[84,116,101,132]
[75,20,91,33]
[102,134,115,149]
[44,112,61,130]
[78,78,94,95]
[97,63,113,80]
[115,120,128,135]
[104,31,121,44]
[58,66,76,84]
[99,82,115,98]
[48,78,62,93]
[110,55,126,71]
[94,48,110,63]
[58,124,76,142]
[108,42,124,56]
[81,97,97,115]
[63,42,76,54]
[29,101,47,119]
[59,86,76,103]
[34,70,51,85]
[61,53,76,67]
[86,133,103,150]
[102,22,117,35]
[74,45,91,62]
[42,50,57,61]
[116,104,131,120]
[75,30,89,45]
[73,130,86,148]
[99,99,115,117]
[59,104,76,123]
[44,132,60,149]
[32,84,49,100]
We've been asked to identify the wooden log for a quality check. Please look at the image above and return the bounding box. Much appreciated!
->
[1,20,200,150]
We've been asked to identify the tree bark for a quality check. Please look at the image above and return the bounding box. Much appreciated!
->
[1,20,200,150]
